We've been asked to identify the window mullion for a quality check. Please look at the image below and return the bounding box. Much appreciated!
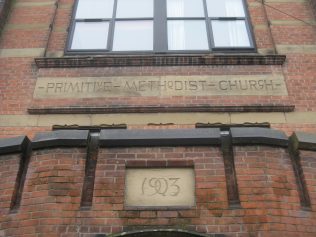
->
[107,0,118,51]
[154,0,167,52]
[202,0,212,50]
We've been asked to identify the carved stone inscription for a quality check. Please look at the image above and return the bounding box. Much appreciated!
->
[125,168,195,207]
[33,75,288,98]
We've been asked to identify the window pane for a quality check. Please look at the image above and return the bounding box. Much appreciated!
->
[211,20,250,47]
[168,20,208,50]
[167,0,204,17]
[71,22,109,50]
[116,0,153,18]
[76,0,114,19]
[113,21,153,51]
[207,0,245,17]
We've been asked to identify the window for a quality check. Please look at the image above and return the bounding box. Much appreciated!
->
[67,0,254,53]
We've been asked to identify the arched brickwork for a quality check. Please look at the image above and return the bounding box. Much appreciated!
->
[0,128,315,237]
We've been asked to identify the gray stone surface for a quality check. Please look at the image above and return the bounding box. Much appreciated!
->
[291,132,316,151]
[0,136,28,155]
[32,130,89,149]
[99,128,221,147]
[125,168,195,207]
[231,127,288,147]
[33,75,288,99]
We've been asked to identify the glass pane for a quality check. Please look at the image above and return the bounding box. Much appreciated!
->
[76,0,114,19]
[71,22,109,50]
[211,20,250,47]
[168,20,208,50]
[113,21,153,51]
[207,0,245,17]
[167,0,204,17]
[116,0,153,18]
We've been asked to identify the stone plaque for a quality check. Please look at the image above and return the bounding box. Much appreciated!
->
[125,168,195,208]
[33,75,288,98]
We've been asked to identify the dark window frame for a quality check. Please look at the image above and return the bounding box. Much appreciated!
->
[65,0,256,55]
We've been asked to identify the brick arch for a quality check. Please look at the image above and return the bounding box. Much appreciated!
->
[109,229,223,237]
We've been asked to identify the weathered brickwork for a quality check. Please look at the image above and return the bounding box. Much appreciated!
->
[301,150,316,211]
[234,146,315,237]
[0,148,86,237]
[0,154,20,213]
[0,145,315,237]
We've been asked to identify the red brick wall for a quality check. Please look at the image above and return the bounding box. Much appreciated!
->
[301,150,316,211]
[0,154,20,214]
[234,146,316,237]
[0,146,315,237]
[0,0,315,137]
[94,147,226,234]
[0,0,315,114]
[0,148,86,237]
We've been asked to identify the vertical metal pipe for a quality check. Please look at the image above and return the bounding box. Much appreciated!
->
[43,0,59,57]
